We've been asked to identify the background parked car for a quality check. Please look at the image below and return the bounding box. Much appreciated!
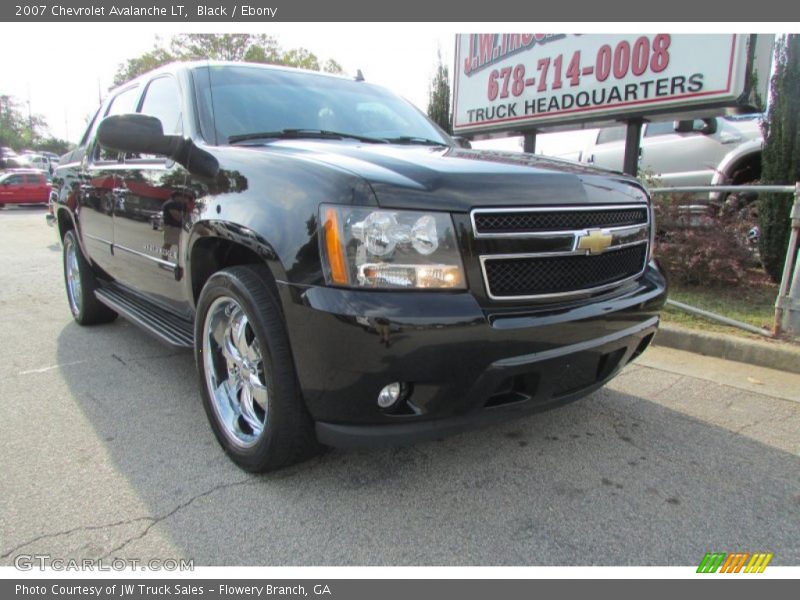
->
[41,151,61,171]
[584,114,764,189]
[475,114,764,190]
[0,147,22,169]
[19,152,54,174]
[0,169,51,207]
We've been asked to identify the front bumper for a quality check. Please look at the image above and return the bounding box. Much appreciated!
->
[279,263,667,448]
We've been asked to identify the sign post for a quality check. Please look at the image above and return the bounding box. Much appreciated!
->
[622,119,643,176]
[522,130,537,153]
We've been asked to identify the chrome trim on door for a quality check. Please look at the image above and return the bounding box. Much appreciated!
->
[113,243,178,269]
[83,233,114,247]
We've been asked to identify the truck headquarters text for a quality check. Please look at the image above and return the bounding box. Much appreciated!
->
[464,73,704,123]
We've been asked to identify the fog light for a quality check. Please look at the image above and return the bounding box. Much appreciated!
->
[377,382,403,408]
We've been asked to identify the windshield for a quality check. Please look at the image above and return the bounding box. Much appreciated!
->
[194,65,448,146]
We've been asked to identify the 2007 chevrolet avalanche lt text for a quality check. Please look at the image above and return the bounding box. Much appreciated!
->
[50,62,667,472]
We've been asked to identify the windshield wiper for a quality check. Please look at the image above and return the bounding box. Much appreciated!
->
[383,136,449,146]
[228,129,388,144]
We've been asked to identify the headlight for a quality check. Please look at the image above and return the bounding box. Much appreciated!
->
[319,205,466,289]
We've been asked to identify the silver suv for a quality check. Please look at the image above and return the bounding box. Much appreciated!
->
[586,114,763,188]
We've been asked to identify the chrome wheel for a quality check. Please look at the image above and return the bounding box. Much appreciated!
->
[202,296,269,448]
[65,237,82,316]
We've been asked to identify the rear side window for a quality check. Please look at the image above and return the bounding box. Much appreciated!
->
[139,76,182,134]
[96,86,141,162]
[106,86,141,116]
[25,174,43,185]
[644,121,676,138]
[596,126,625,144]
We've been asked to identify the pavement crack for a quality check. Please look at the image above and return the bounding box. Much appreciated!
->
[98,476,255,559]
[731,414,786,435]
[652,374,687,399]
[0,516,154,560]
[1,477,255,562]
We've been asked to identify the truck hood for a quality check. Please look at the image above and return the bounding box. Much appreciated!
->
[242,141,649,211]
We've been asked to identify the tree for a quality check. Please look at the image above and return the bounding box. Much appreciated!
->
[0,95,71,154]
[427,49,452,134]
[113,34,344,87]
[759,34,800,282]
[33,136,72,156]
[0,95,46,150]
[323,59,345,75]
[112,47,174,86]
[279,48,320,71]
[170,33,279,62]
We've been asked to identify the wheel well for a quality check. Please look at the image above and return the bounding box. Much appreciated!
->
[56,208,74,240]
[727,152,762,185]
[190,238,265,304]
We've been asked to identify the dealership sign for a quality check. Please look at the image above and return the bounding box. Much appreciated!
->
[453,34,773,135]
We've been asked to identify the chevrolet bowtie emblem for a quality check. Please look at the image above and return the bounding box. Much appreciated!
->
[576,229,613,255]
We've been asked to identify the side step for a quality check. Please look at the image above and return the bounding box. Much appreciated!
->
[95,285,194,348]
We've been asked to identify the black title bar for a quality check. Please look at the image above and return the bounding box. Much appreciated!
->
[2,0,800,21]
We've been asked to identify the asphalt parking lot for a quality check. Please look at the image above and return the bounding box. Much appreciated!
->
[1,207,798,566]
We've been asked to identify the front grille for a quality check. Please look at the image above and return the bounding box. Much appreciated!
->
[474,207,648,235]
[483,244,647,299]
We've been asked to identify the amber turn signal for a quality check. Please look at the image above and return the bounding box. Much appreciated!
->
[323,207,348,284]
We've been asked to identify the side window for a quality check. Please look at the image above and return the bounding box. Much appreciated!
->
[25,174,43,185]
[5,175,25,185]
[596,126,625,145]
[106,86,141,116]
[139,76,182,135]
[78,107,102,147]
[644,121,675,138]
[95,85,141,162]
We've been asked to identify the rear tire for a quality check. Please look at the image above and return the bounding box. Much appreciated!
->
[195,264,318,472]
[62,229,118,325]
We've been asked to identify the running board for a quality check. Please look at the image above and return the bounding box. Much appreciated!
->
[95,285,194,348]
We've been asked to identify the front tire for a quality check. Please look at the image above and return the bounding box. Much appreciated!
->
[195,265,318,472]
[62,229,118,325]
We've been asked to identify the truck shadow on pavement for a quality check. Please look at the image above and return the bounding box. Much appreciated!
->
[48,318,800,566]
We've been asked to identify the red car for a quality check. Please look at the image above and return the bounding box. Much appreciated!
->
[0,169,51,207]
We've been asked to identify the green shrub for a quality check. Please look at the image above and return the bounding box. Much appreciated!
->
[759,34,800,282]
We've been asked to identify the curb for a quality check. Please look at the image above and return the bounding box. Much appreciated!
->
[653,323,800,375]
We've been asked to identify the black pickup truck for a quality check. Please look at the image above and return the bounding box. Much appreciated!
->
[50,62,666,472]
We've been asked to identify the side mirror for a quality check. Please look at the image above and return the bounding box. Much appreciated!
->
[97,114,180,157]
[96,114,219,178]
[674,118,717,135]
[701,118,718,135]
[452,136,472,149]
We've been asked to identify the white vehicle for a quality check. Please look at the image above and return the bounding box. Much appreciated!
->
[20,153,53,173]
[585,114,764,188]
